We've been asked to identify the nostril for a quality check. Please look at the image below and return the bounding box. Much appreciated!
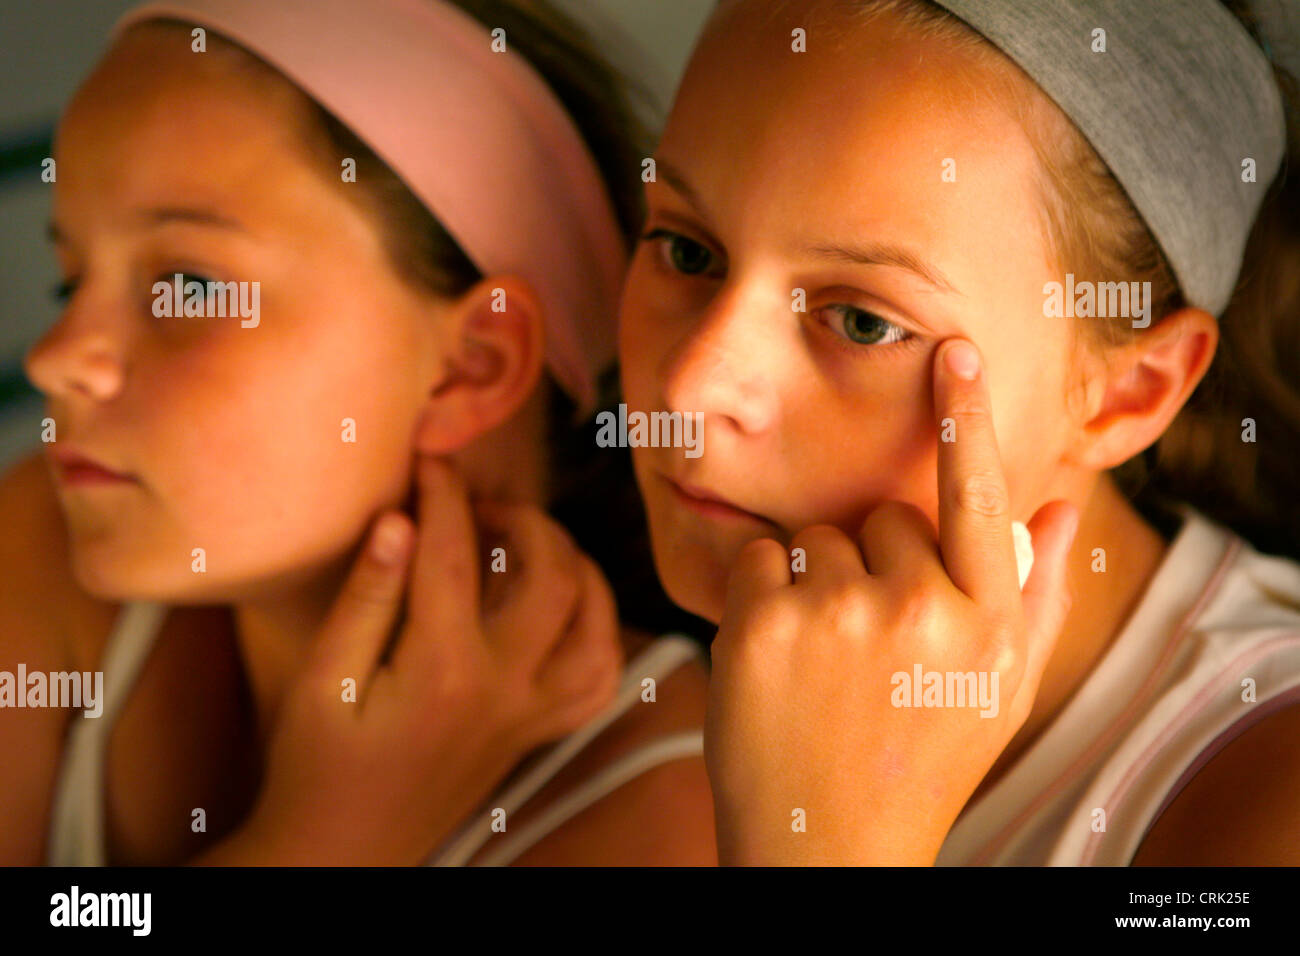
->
[21,344,52,393]
[22,332,124,402]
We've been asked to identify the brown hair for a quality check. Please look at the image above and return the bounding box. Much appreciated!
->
[143,1,711,639]
[843,0,1300,560]
[342,0,714,639]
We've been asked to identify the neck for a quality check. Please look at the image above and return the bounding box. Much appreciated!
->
[227,401,554,760]
[231,545,358,755]
[964,473,1171,809]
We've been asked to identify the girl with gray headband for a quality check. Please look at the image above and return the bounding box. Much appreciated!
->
[619,0,1300,864]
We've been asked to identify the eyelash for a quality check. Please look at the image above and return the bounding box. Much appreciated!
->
[639,226,919,352]
[50,272,217,307]
[642,227,722,278]
[817,304,916,352]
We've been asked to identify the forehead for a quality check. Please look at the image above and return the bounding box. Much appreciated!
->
[55,24,314,212]
[657,0,1050,283]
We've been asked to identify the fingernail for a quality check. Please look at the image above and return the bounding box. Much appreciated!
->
[372,514,409,565]
[944,341,980,380]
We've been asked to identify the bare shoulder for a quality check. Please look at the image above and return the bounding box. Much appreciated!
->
[0,450,117,863]
[481,627,717,866]
[1132,700,1300,865]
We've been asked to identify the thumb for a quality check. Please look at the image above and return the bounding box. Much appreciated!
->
[306,511,414,695]
[1019,499,1079,686]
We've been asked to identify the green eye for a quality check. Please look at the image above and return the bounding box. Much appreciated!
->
[826,305,910,346]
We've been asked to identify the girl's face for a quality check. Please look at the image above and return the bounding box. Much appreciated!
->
[620,1,1082,623]
[27,25,448,602]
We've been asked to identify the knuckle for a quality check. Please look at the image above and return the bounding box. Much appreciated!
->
[431,660,480,710]
[584,651,622,708]
[819,581,874,636]
[951,469,1010,518]
[520,506,576,558]
[892,585,946,638]
[749,591,803,642]
[586,631,623,684]
[988,645,1023,686]
[977,619,1021,676]
[523,522,582,595]
[553,651,619,716]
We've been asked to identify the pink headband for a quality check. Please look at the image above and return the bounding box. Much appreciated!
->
[111,0,627,417]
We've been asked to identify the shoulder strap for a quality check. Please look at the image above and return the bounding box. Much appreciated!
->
[426,634,707,866]
[1078,629,1300,865]
[46,601,168,866]
[474,729,704,866]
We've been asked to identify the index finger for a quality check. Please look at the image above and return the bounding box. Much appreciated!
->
[933,338,1020,604]
[391,455,482,673]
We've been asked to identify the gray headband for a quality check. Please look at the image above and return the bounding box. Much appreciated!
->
[930,0,1287,317]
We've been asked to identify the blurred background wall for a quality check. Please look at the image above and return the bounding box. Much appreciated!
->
[0,0,716,471]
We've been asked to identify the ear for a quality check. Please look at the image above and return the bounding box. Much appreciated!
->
[1066,307,1219,471]
[413,275,546,455]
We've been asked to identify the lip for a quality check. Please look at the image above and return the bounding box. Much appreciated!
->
[660,473,769,524]
[48,448,136,486]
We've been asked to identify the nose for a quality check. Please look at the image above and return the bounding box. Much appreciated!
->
[23,291,127,403]
[659,280,780,435]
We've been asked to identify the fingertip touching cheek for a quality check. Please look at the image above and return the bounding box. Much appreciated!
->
[617,0,1081,623]
[28,26,445,603]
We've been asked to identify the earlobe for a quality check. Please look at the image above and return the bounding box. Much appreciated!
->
[412,275,546,455]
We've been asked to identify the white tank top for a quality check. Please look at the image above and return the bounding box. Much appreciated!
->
[46,505,1300,866]
[45,606,706,867]
[937,504,1300,865]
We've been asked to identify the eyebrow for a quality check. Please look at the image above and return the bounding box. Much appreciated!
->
[652,156,715,225]
[46,206,250,244]
[653,156,960,296]
[802,240,961,295]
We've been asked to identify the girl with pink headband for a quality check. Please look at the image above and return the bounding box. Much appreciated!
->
[1,0,715,865]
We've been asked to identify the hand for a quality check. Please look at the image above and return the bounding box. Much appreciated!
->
[704,338,1079,865]
[236,456,623,866]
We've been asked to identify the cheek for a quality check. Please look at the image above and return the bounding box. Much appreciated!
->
[121,319,422,594]
[772,360,937,529]
[984,348,1074,514]
[617,272,669,404]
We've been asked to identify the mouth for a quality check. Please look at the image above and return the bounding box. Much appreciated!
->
[659,473,771,525]
[48,448,137,487]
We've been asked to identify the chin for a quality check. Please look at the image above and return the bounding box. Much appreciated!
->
[648,531,728,625]
[70,556,167,603]
[68,542,220,605]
